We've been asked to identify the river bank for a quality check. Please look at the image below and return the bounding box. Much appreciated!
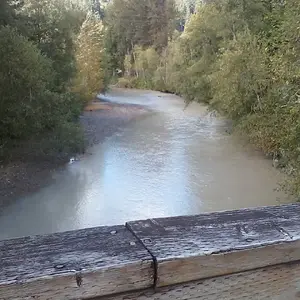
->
[0,88,292,240]
[0,99,149,206]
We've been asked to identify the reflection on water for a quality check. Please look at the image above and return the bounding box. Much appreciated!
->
[0,89,291,240]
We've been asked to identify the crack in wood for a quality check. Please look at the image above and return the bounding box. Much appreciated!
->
[0,225,154,299]
[1,204,300,299]
[271,222,294,240]
[75,273,82,287]
[126,222,158,289]
[236,224,250,237]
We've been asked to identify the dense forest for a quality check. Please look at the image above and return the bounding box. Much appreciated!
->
[0,0,106,162]
[106,0,300,195]
[1,0,300,194]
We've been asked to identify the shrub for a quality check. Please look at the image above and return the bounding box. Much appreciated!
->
[116,77,136,89]
[0,26,84,162]
[0,26,54,140]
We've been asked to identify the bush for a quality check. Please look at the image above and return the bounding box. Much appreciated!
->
[111,0,300,196]
[116,77,136,89]
[0,26,84,162]
[0,26,54,140]
[210,32,271,120]
[35,121,84,161]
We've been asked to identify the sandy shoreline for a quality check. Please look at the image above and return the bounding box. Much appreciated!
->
[0,100,150,206]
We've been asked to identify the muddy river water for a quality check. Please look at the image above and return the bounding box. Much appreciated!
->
[0,89,291,240]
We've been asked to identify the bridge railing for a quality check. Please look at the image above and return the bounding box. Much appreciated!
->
[1,203,300,300]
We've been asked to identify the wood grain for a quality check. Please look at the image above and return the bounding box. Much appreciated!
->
[103,261,300,300]
[2,204,300,300]
[127,203,300,287]
[0,225,154,300]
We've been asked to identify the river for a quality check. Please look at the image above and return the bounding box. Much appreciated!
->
[0,89,291,240]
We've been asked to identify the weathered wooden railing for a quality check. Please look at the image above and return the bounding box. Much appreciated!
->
[1,204,300,300]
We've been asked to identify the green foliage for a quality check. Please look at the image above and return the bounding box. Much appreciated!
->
[116,77,137,89]
[18,0,87,91]
[34,121,84,161]
[0,26,84,161]
[0,26,54,139]
[104,0,176,74]
[73,17,106,101]
[0,0,15,26]
[211,32,271,119]
[121,46,161,89]
[109,0,300,195]
[0,0,107,163]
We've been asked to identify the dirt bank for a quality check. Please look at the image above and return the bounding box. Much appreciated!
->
[0,100,150,206]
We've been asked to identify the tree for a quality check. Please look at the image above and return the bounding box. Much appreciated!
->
[0,0,17,26]
[73,16,106,100]
[0,26,54,139]
[104,0,176,73]
[0,0,89,161]
[18,0,87,91]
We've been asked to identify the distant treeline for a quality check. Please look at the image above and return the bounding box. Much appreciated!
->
[104,0,300,195]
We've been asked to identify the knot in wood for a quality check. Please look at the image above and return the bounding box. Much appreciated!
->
[54,264,65,270]
[143,238,152,244]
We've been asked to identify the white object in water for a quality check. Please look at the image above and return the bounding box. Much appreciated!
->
[69,157,75,164]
